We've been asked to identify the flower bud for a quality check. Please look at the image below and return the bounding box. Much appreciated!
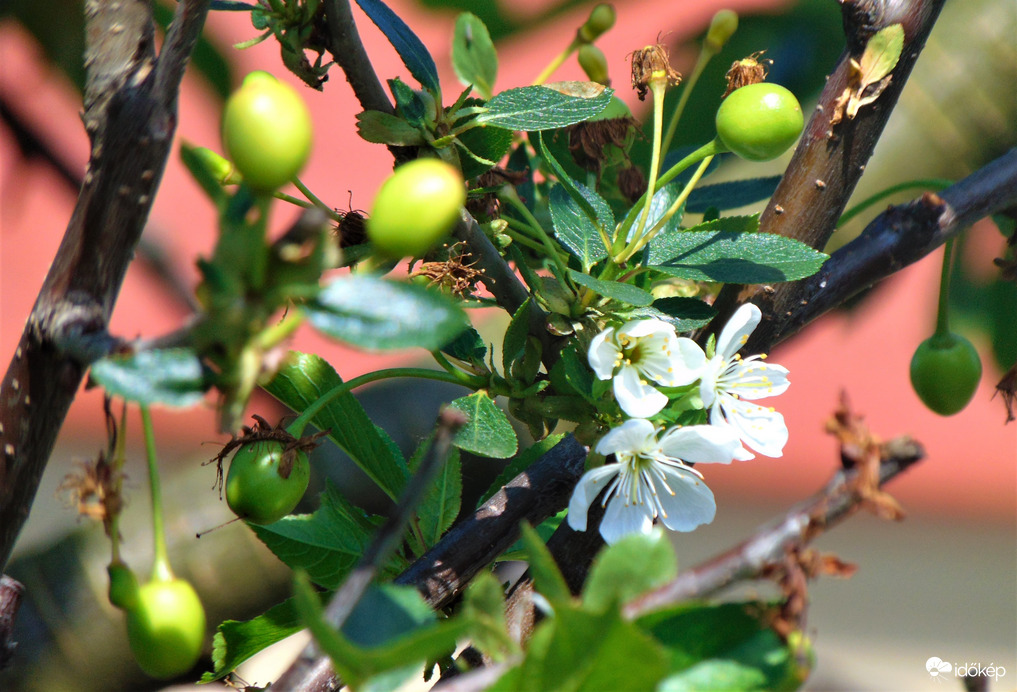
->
[578,44,610,85]
[705,9,738,53]
[190,146,241,185]
[578,3,616,43]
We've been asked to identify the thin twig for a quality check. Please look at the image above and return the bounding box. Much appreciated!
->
[623,436,924,618]
[273,409,466,690]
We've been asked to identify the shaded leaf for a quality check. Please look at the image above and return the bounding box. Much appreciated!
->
[568,269,654,306]
[265,352,407,498]
[355,0,440,94]
[648,232,827,283]
[356,110,426,146]
[250,483,374,590]
[307,275,468,351]
[549,184,610,271]
[478,84,613,131]
[90,348,209,407]
[452,13,497,99]
[582,530,677,612]
[686,177,781,213]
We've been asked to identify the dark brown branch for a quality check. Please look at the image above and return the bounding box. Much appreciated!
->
[623,436,924,618]
[774,148,1017,344]
[323,0,394,117]
[0,0,211,571]
[712,0,947,354]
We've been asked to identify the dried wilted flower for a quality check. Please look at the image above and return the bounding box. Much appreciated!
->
[410,242,485,297]
[58,454,126,531]
[567,117,638,172]
[618,164,647,203]
[723,51,772,97]
[630,44,681,101]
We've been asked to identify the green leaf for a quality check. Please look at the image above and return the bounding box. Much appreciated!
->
[502,298,533,373]
[448,391,518,458]
[582,531,677,612]
[538,133,614,232]
[294,574,468,687]
[441,326,488,367]
[647,232,828,283]
[452,13,498,99]
[178,143,229,207]
[307,274,468,351]
[457,123,514,179]
[492,606,668,692]
[355,0,440,94]
[478,434,567,507]
[356,110,426,146]
[200,595,320,682]
[463,571,518,660]
[860,23,904,85]
[549,184,610,271]
[413,445,462,549]
[568,269,654,306]
[639,601,799,690]
[686,177,782,213]
[477,84,613,131]
[644,297,717,331]
[685,214,761,234]
[89,348,209,407]
[621,180,686,242]
[250,483,374,590]
[265,352,407,499]
[519,522,571,606]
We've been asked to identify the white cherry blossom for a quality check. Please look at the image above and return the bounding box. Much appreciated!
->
[588,319,705,418]
[567,418,740,544]
[699,303,790,459]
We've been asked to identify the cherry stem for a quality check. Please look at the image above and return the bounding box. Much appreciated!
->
[934,237,955,338]
[140,405,173,583]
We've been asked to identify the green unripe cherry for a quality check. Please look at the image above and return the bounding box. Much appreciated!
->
[715,83,804,162]
[705,9,739,52]
[367,158,466,258]
[910,332,982,416]
[226,440,310,525]
[578,3,616,43]
[221,71,313,192]
[108,562,140,610]
[578,44,610,85]
[126,578,206,679]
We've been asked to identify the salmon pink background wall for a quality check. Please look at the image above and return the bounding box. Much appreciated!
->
[1,0,1013,541]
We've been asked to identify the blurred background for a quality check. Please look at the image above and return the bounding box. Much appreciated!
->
[1,0,1014,689]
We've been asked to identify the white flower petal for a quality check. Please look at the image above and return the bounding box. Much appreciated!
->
[594,418,657,457]
[726,360,790,401]
[652,467,717,532]
[658,425,740,465]
[719,396,789,458]
[600,494,654,544]
[716,303,762,359]
[588,327,619,380]
[620,319,675,339]
[567,465,622,532]
[613,366,669,418]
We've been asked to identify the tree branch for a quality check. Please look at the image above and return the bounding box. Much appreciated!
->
[712,0,947,353]
[0,0,211,571]
[774,148,1017,344]
[623,435,924,617]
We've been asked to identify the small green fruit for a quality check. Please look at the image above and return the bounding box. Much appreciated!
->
[226,440,310,524]
[221,71,313,191]
[910,332,982,415]
[705,9,739,52]
[715,83,804,161]
[108,562,140,610]
[578,44,610,85]
[367,158,466,258]
[126,578,206,679]
[578,3,616,43]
